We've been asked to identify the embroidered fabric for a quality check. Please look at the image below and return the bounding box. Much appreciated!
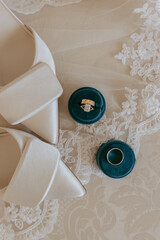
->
[4,0,82,14]
[1,0,160,239]
[0,200,59,240]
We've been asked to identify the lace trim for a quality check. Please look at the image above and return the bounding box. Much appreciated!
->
[115,1,160,84]
[1,0,160,239]
[0,200,59,240]
[4,0,82,14]
[58,84,160,184]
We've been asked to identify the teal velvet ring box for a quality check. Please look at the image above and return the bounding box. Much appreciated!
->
[68,87,106,124]
[96,140,136,178]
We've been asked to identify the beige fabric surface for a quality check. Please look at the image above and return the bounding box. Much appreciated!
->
[1,0,160,239]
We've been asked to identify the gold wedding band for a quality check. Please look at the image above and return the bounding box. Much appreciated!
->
[107,148,124,165]
[81,99,95,106]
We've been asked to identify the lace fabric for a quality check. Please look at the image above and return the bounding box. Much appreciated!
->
[4,0,82,14]
[58,84,160,185]
[58,0,160,180]
[56,0,160,200]
[0,200,59,240]
[1,0,160,239]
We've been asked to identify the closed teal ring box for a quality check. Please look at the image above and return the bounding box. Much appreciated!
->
[68,87,106,124]
[96,140,136,178]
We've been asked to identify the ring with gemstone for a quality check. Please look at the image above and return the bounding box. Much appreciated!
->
[80,99,95,112]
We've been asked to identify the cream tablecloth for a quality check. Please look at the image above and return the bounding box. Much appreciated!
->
[1,0,160,239]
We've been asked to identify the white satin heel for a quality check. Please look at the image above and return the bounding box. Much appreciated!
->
[0,0,62,144]
[0,127,86,207]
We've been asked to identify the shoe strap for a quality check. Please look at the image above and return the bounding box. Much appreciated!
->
[3,138,60,207]
[0,63,63,125]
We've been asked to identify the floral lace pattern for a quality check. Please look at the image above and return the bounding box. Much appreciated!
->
[57,0,160,184]
[0,200,59,240]
[49,154,160,240]
[4,0,82,14]
[57,84,160,185]
[115,1,160,84]
[1,0,160,239]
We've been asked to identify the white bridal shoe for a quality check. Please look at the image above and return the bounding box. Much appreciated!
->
[0,127,86,207]
[0,0,63,144]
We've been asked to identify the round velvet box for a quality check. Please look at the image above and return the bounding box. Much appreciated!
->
[96,140,136,178]
[68,87,106,124]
